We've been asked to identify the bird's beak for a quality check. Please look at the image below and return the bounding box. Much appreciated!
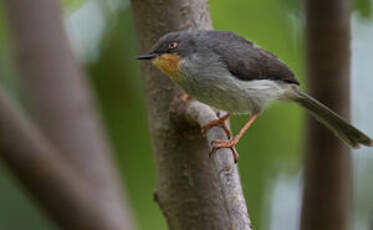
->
[136,53,158,60]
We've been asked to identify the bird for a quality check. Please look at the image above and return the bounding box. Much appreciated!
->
[136,30,372,163]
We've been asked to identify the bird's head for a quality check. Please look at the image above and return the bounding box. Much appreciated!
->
[136,31,198,79]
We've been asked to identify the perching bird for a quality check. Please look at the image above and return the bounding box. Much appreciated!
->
[137,30,372,162]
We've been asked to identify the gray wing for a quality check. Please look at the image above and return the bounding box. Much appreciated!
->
[204,31,299,85]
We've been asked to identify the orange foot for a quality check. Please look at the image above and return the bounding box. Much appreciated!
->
[179,93,192,102]
[210,139,239,163]
[208,113,259,164]
[201,113,232,139]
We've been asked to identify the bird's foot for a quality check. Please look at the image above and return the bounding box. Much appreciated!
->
[201,113,232,139]
[210,139,239,163]
[179,93,192,102]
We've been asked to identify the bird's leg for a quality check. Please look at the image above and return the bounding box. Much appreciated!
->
[202,112,232,139]
[211,113,259,163]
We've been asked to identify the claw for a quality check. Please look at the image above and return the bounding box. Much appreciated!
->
[179,93,191,102]
[210,139,239,163]
[207,113,259,164]
[202,113,232,139]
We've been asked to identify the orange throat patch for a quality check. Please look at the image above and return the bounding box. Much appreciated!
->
[152,54,182,79]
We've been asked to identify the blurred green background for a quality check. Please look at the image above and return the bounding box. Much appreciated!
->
[0,0,372,229]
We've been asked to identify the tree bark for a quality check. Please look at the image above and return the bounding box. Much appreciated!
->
[131,0,251,229]
[4,0,136,229]
[0,90,125,230]
[301,1,352,230]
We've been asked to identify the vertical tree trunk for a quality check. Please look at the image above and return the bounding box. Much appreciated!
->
[301,1,352,230]
[131,0,251,229]
[4,0,136,229]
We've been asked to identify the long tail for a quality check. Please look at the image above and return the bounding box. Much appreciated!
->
[287,87,373,148]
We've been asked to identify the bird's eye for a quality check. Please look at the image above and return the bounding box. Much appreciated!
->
[168,42,178,49]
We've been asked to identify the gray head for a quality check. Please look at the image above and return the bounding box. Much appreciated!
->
[136,30,201,60]
[136,30,216,79]
[136,30,254,62]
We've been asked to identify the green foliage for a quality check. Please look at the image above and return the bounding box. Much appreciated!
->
[0,2,5,49]
[354,0,372,19]
[62,0,86,12]
[0,2,22,102]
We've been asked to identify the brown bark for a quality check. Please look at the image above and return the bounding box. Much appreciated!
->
[131,0,251,229]
[0,90,124,230]
[301,0,352,230]
[4,0,136,229]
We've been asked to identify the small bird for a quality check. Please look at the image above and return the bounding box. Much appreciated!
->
[137,30,372,162]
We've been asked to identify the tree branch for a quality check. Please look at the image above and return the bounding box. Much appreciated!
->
[183,100,251,229]
[4,0,136,228]
[131,0,251,229]
[0,90,126,230]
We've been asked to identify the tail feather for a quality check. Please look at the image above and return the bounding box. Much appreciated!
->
[288,87,373,148]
